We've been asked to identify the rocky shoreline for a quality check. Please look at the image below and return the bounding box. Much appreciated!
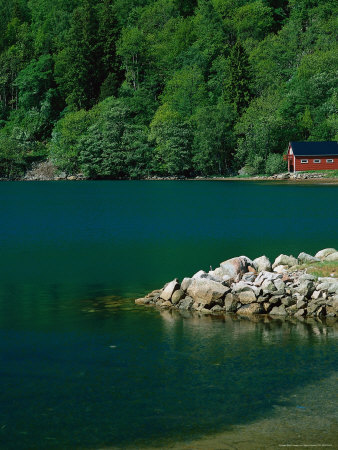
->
[135,249,338,320]
[0,159,336,182]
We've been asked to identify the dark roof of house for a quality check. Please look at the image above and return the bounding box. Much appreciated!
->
[290,141,338,156]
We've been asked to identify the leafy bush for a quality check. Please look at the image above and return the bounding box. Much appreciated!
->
[265,153,287,175]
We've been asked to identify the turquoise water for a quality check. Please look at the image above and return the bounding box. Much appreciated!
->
[0,181,337,448]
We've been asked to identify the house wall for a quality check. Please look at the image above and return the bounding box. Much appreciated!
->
[294,157,338,171]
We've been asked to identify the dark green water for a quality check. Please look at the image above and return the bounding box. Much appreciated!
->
[0,181,337,449]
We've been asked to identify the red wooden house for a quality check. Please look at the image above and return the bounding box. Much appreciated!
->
[286,141,338,172]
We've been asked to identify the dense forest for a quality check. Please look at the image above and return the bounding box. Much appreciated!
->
[0,0,337,178]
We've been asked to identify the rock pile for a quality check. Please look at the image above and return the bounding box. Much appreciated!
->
[135,249,338,319]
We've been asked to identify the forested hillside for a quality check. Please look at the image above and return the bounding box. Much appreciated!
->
[0,0,337,178]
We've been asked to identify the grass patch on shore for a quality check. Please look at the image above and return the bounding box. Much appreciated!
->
[300,261,338,278]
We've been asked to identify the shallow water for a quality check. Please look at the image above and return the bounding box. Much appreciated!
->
[0,181,337,449]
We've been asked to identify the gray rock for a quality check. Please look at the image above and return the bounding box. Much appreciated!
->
[161,279,180,301]
[211,305,224,313]
[237,290,257,304]
[186,278,230,306]
[135,297,151,305]
[178,296,194,310]
[181,277,192,291]
[274,278,286,294]
[269,295,283,305]
[297,252,320,264]
[192,270,207,279]
[299,274,316,282]
[272,254,298,269]
[222,275,232,284]
[286,304,298,315]
[253,255,272,272]
[295,309,306,317]
[315,248,337,260]
[220,256,254,280]
[263,302,272,312]
[237,303,263,315]
[232,281,255,294]
[270,305,287,316]
[296,280,315,298]
[171,289,185,305]
[254,271,282,286]
[281,297,294,307]
[273,265,288,273]
[311,290,321,300]
[242,272,256,283]
[261,279,276,293]
[296,298,307,309]
[316,306,326,317]
[325,251,338,262]
[332,298,338,312]
[224,293,238,312]
[194,270,224,284]
[307,301,320,315]
[161,300,172,308]
[209,267,224,279]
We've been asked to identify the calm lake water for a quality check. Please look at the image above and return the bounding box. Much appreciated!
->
[0,180,337,449]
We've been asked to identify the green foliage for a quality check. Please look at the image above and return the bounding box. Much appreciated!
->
[78,98,152,178]
[49,108,96,173]
[0,0,336,178]
[225,42,253,114]
[265,153,287,175]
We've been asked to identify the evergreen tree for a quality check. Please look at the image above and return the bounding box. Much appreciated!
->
[225,41,252,115]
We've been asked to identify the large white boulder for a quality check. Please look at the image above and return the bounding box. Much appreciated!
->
[272,254,298,269]
[161,279,180,301]
[186,278,230,306]
[325,251,338,262]
[220,256,254,280]
[253,255,272,272]
[297,252,320,264]
[315,248,336,260]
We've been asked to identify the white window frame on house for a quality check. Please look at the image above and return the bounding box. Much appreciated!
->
[301,159,308,164]
[314,159,321,163]
[326,159,334,163]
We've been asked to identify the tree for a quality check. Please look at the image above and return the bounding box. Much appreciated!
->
[54,0,100,109]
[225,41,252,114]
